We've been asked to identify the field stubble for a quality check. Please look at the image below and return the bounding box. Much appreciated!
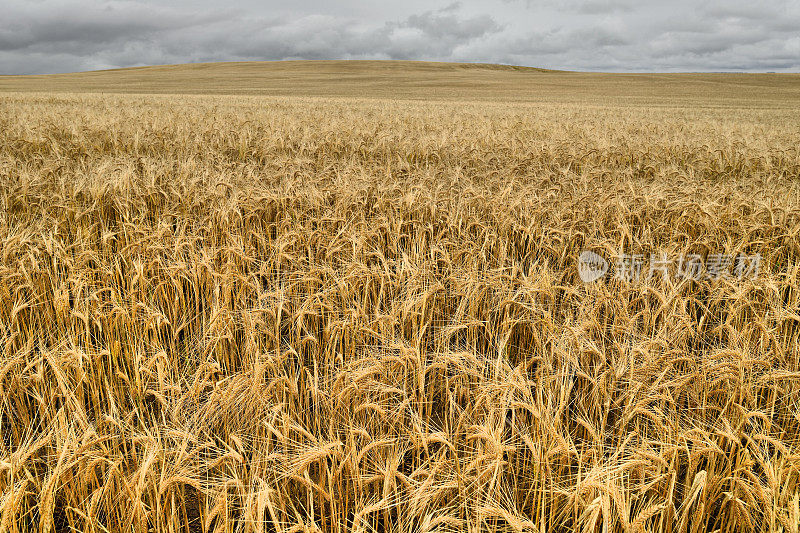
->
[0,89,799,532]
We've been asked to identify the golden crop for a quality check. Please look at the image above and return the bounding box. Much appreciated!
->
[0,65,799,532]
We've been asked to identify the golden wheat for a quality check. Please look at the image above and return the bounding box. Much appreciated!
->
[0,81,798,533]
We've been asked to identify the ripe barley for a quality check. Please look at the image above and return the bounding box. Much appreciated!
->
[0,85,798,533]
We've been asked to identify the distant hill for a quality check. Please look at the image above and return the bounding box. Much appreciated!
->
[1,60,798,107]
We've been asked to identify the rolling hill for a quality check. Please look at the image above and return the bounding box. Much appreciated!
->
[1,60,799,107]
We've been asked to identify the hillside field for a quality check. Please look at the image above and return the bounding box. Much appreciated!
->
[0,61,799,532]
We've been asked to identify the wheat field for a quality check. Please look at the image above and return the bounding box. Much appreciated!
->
[1,62,800,532]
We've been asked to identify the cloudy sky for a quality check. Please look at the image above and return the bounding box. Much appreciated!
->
[1,0,798,74]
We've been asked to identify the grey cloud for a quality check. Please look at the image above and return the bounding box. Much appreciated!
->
[700,1,800,35]
[0,2,221,52]
[504,0,638,14]
[701,0,790,22]
[0,0,797,74]
[649,32,769,58]
[374,6,503,59]
[402,7,502,41]
[572,0,638,15]
[0,1,504,72]
[485,22,631,59]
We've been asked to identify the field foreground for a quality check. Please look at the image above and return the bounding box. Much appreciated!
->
[1,64,800,532]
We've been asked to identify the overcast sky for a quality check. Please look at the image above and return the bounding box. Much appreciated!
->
[1,0,798,74]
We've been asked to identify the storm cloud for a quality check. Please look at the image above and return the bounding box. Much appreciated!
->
[1,0,797,74]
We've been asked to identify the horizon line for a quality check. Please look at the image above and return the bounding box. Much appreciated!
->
[1,59,797,77]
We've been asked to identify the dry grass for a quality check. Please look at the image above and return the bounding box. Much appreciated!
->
[0,62,799,532]
[2,60,800,107]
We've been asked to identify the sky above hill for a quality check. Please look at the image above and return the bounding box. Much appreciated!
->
[2,0,798,74]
